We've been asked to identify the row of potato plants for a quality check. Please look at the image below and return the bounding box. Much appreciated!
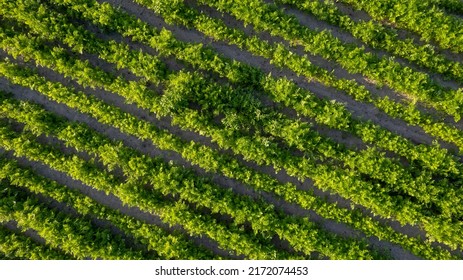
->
[0,116,293,260]
[1,28,456,220]
[197,0,463,120]
[0,172,145,259]
[0,12,462,254]
[338,0,463,53]
[0,225,72,260]
[0,56,460,256]
[0,156,217,260]
[41,0,463,176]
[276,0,463,84]
[0,90,380,260]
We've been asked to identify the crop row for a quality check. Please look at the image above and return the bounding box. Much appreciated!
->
[338,0,463,53]
[425,0,463,15]
[276,0,463,84]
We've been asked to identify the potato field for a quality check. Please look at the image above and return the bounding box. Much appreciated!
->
[1,0,463,260]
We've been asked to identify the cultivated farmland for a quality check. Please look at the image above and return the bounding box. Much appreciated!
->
[1,0,463,259]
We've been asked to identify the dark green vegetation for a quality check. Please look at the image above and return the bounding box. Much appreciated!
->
[0,0,462,259]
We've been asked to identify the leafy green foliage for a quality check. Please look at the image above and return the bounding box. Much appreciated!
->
[0,182,144,260]
[338,0,463,53]
[0,157,218,260]
[0,225,73,260]
[0,0,462,260]
[277,0,463,84]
